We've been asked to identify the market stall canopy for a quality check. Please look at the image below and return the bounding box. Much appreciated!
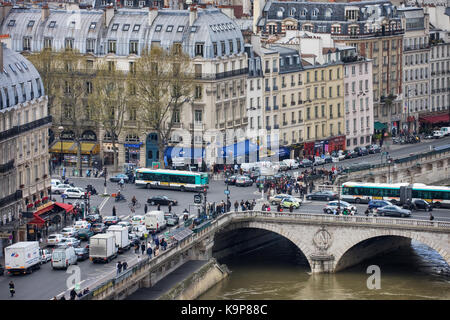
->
[374,121,387,130]
[171,227,193,242]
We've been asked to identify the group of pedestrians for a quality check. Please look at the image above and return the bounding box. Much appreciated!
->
[234,199,256,212]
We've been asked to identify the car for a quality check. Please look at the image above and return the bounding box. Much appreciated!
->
[282,159,300,169]
[103,216,120,226]
[39,249,52,263]
[244,171,260,182]
[224,175,237,185]
[344,150,358,159]
[313,156,325,166]
[280,198,301,209]
[56,237,81,248]
[406,199,433,211]
[77,228,95,241]
[147,195,178,206]
[51,179,62,188]
[299,159,313,168]
[118,221,132,232]
[235,176,253,187]
[367,144,381,154]
[85,214,102,223]
[324,155,333,163]
[354,147,369,156]
[130,215,145,226]
[74,247,90,261]
[61,227,79,239]
[109,173,130,183]
[47,233,64,246]
[128,233,141,246]
[306,190,338,201]
[368,200,393,210]
[73,220,91,230]
[323,201,357,214]
[164,213,180,226]
[51,183,72,194]
[433,130,444,139]
[91,223,107,234]
[278,163,290,171]
[131,225,148,239]
[424,134,434,140]
[376,205,411,217]
[269,194,292,205]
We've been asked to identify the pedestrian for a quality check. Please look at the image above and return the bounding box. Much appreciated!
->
[70,288,77,300]
[168,203,172,213]
[60,295,66,300]
[430,213,435,221]
[144,203,148,214]
[365,208,370,216]
[9,281,15,298]
[157,204,161,211]
[141,243,146,255]
[154,246,159,257]
[146,246,153,258]
[122,261,128,271]
[134,243,140,254]
[112,206,116,217]
[154,236,160,247]
[289,204,294,213]
[116,261,122,275]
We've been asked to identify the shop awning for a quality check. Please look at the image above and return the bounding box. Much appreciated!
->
[419,114,450,124]
[49,141,99,155]
[54,202,74,213]
[80,142,100,155]
[28,202,74,226]
[374,121,387,130]
[49,141,75,154]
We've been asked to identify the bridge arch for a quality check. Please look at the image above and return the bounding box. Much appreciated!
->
[333,229,450,272]
[213,220,314,271]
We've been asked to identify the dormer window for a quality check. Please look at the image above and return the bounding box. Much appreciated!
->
[277,8,284,18]
[155,25,162,32]
[89,22,96,30]
[166,25,173,32]
[177,26,184,32]
[15,63,23,72]
[9,65,16,75]
[301,9,307,17]
[123,24,130,31]
[27,20,35,28]
[48,21,56,28]
[325,8,333,18]
[190,26,198,33]
[312,9,319,17]
[289,8,296,16]
[21,61,28,70]
[111,24,119,31]
[133,24,140,32]
[7,20,15,27]
[70,21,76,29]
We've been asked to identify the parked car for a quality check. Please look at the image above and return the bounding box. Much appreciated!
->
[306,190,338,201]
[278,162,290,171]
[269,194,292,205]
[367,144,381,154]
[344,150,358,159]
[313,156,325,166]
[433,130,444,139]
[323,201,357,214]
[324,155,333,163]
[235,176,253,187]
[109,174,129,183]
[103,216,120,226]
[47,234,64,246]
[147,195,178,206]
[86,214,102,223]
[118,221,132,232]
[406,199,433,211]
[280,198,301,209]
[61,227,79,239]
[354,147,369,156]
[299,159,313,168]
[74,247,90,261]
[39,249,52,263]
[77,228,95,241]
[224,175,237,185]
[74,220,91,230]
[245,171,260,182]
[51,179,62,188]
[91,223,107,234]
[56,237,81,248]
[51,183,72,194]
[368,200,393,210]
[375,205,412,217]
[164,213,180,226]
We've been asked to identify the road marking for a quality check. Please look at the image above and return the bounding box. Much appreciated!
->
[98,196,110,213]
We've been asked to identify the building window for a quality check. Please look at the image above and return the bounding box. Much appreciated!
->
[86,39,95,53]
[129,40,138,54]
[108,40,117,54]
[23,37,31,51]
[44,37,52,50]
[65,38,74,50]
[194,110,202,124]
[195,43,204,57]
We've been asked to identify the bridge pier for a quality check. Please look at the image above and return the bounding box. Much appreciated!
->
[309,253,335,274]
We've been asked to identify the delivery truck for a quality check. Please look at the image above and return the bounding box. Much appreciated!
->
[89,233,118,263]
[4,241,41,275]
[107,225,130,253]
[145,210,166,233]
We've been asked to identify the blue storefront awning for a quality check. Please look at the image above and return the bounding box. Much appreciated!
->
[220,140,259,158]
[165,147,205,159]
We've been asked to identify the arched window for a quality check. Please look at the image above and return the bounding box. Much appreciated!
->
[312,8,319,17]
[277,7,285,18]
[301,8,307,17]
[289,8,296,17]
[325,8,333,18]
[125,134,140,143]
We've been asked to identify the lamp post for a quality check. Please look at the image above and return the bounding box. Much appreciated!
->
[58,125,64,171]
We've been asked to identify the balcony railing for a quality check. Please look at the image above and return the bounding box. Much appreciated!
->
[274,124,279,129]
[282,103,287,108]
[195,68,249,80]
[0,115,52,143]
[273,105,279,110]
[0,190,22,208]
[0,160,14,174]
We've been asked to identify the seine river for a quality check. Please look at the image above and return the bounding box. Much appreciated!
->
[198,238,450,300]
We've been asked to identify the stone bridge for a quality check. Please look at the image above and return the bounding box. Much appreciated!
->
[82,211,450,299]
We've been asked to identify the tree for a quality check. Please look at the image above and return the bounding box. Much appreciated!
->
[88,63,128,172]
[129,46,194,168]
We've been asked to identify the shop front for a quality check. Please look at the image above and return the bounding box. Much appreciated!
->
[419,113,450,132]
[50,130,100,167]
[124,135,142,166]
[328,135,346,153]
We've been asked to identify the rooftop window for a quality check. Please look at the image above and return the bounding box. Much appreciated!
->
[191,26,198,33]
[111,24,119,31]
[27,20,35,28]
[123,24,130,31]
[166,25,173,32]
[7,20,15,27]
[177,26,184,32]
[21,61,28,70]
[9,65,16,75]
[133,24,140,32]
[89,22,96,30]
[155,25,162,32]
[3,68,9,76]
[15,63,23,72]
[49,21,56,28]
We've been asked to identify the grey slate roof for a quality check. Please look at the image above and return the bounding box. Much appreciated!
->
[0,46,44,112]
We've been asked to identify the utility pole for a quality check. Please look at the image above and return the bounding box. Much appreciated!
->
[103,166,108,196]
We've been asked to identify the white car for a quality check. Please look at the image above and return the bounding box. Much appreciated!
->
[55,237,81,248]
[51,179,62,187]
[433,130,444,139]
[63,188,86,199]
[130,215,145,226]
[47,233,64,246]
[131,225,149,239]
[51,183,71,194]
[118,221,132,232]
[323,201,357,214]
[40,249,52,263]
[61,227,78,238]
[314,156,325,166]
[73,220,91,230]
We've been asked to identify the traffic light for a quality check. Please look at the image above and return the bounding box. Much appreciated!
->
[203,188,207,194]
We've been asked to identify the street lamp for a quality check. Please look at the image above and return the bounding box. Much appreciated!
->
[58,125,64,178]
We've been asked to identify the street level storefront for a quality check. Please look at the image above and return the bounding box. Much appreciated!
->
[50,141,100,167]
[124,142,142,166]
[419,113,450,132]
[303,135,346,157]
[26,201,74,240]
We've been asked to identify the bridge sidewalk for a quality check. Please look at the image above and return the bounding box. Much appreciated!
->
[125,260,209,300]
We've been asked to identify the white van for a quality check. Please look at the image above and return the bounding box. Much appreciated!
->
[282,159,299,169]
[131,225,149,239]
[144,210,167,233]
[130,215,145,226]
[51,246,77,269]
[440,127,450,136]
[433,130,444,139]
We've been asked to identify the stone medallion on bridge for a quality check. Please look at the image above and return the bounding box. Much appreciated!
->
[313,227,332,251]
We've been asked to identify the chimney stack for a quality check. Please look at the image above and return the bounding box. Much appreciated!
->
[104,5,115,28]
[149,7,158,26]
[0,34,11,72]
[42,3,50,21]
[189,5,197,27]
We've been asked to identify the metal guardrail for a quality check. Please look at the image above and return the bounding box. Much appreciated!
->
[74,210,450,300]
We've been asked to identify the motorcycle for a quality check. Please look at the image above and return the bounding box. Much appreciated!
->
[86,184,97,195]
[115,194,126,202]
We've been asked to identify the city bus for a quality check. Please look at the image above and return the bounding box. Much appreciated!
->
[341,181,450,207]
[135,168,209,192]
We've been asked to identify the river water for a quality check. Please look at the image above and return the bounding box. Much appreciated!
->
[198,238,450,300]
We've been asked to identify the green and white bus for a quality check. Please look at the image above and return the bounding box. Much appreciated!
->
[135,168,209,192]
[341,181,450,207]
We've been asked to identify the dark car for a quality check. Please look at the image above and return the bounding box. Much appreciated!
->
[245,171,260,182]
[85,214,102,224]
[324,155,333,163]
[91,223,107,234]
[354,147,369,156]
[164,213,180,226]
[147,195,178,206]
[109,174,129,183]
[368,200,393,209]
[367,144,381,154]
[306,190,338,201]
[299,159,313,168]
[74,247,90,261]
[103,216,120,226]
[77,228,95,241]
[376,205,411,217]
[343,150,358,159]
[406,199,432,211]
[235,176,253,187]
[224,175,237,185]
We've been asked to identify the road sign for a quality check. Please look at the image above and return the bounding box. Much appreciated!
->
[194,194,202,204]
[152,162,160,169]
[224,190,230,195]
[61,194,68,199]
